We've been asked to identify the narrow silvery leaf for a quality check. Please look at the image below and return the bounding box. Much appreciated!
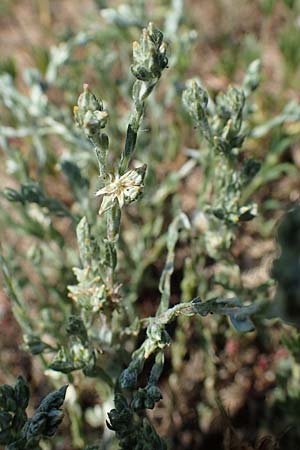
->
[229,313,255,333]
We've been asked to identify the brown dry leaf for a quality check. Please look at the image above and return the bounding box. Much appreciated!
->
[255,436,280,450]
[224,427,254,450]
[219,401,254,450]
[219,400,281,450]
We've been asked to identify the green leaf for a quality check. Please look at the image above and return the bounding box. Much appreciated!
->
[229,313,255,332]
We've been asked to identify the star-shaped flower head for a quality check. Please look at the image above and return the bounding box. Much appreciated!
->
[96,164,147,215]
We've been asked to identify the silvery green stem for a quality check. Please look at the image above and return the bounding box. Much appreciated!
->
[74,84,109,181]
[118,23,168,175]
[106,202,121,290]
[120,295,267,392]
[157,212,190,315]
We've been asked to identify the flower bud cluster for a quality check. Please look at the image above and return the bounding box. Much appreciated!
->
[74,84,108,139]
[131,22,168,82]
[0,377,67,449]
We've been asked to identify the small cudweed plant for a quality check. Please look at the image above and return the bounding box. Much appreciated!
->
[1,14,300,450]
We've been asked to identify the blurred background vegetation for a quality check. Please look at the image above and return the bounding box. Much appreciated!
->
[0,0,300,449]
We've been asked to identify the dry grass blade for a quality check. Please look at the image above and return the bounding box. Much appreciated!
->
[224,427,254,450]
[220,401,281,450]
[255,435,280,450]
